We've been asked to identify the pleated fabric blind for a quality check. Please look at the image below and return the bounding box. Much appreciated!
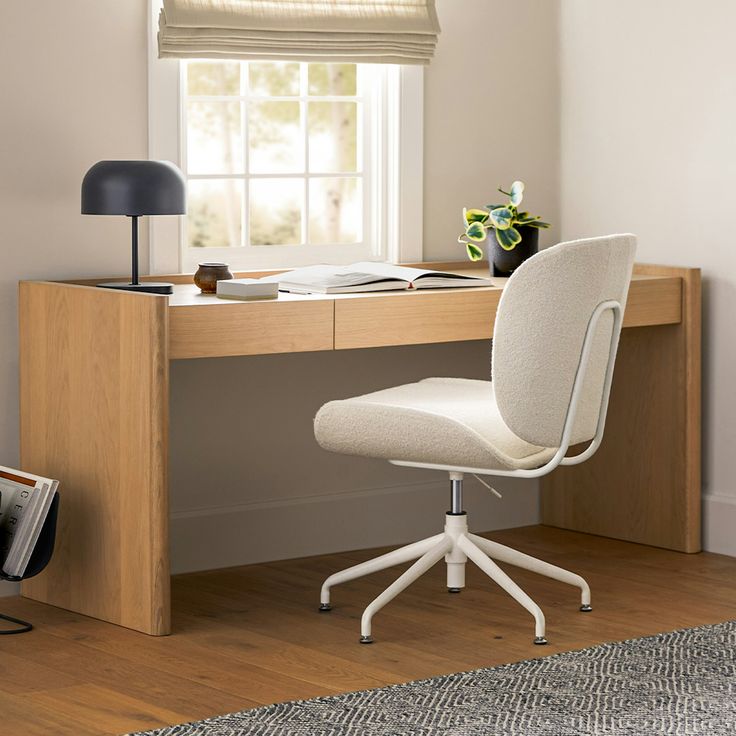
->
[158,0,440,64]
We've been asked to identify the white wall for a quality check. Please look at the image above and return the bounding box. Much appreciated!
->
[424,0,560,259]
[559,0,736,555]
[0,1,559,592]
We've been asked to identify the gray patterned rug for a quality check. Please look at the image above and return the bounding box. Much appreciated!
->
[128,620,736,736]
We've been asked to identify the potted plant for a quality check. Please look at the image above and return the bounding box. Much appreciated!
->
[458,180,550,276]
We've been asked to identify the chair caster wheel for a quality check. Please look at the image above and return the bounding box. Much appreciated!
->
[447,587,462,594]
[359,635,374,644]
[319,603,332,612]
[580,604,593,612]
[534,636,548,645]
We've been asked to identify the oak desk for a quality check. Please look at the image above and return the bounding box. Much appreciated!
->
[18,262,700,635]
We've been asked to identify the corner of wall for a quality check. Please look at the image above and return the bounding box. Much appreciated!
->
[703,493,736,556]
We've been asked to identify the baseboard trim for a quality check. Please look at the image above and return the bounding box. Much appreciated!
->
[703,493,736,557]
[2,488,725,590]
[6,486,722,590]
[171,478,539,574]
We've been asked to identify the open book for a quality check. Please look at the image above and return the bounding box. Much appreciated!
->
[260,262,493,295]
[0,466,58,579]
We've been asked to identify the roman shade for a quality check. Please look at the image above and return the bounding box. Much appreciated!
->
[158,0,441,64]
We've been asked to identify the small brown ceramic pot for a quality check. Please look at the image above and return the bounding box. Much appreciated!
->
[194,262,233,294]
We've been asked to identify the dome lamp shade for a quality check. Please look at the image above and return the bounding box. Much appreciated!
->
[81,160,186,294]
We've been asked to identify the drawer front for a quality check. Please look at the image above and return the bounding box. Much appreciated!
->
[335,289,502,350]
[170,300,334,359]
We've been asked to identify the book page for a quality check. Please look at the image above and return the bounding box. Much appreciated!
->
[258,262,489,292]
[11,485,55,578]
[259,265,347,284]
[261,264,408,290]
[0,476,33,570]
[349,262,434,281]
[352,262,489,282]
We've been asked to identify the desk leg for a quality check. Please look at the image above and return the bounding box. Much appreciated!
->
[19,282,170,634]
[541,266,701,553]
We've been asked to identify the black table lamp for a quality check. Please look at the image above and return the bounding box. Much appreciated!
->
[81,160,186,295]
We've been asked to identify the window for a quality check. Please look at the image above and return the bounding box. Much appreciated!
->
[148,6,424,273]
[183,61,373,269]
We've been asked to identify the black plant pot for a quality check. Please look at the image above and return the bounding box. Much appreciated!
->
[489,225,539,277]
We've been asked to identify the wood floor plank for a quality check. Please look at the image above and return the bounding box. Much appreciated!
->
[0,691,103,736]
[0,649,85,694]
[17,684,191,735]
[43,617,335,705]
[0,629,253,723]
[2,526,735,735]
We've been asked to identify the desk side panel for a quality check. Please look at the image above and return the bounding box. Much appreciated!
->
[542,267,701,552]
[169,300,334,359]
[19,282,170,634]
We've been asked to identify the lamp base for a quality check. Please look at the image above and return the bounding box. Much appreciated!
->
[97,281,174,295]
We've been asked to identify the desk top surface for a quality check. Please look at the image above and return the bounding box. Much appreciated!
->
[22,263,690,359]
[166,270,667,309]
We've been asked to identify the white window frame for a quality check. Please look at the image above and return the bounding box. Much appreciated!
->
[147,0,424,274]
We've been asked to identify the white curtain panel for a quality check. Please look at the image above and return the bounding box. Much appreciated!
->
[158,0,441,63]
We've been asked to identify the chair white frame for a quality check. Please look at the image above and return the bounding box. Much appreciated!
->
[319,300,623,645]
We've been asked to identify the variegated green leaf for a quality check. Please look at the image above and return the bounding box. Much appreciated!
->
[516,214,540,225]
[465,221,487,242]
[489,207,514,230]
[495,225,522,250]
[485,203,505,211]
[463,207,489,225]
[466,242,484,261]
[526,220,551,228]
[509,180,525,206]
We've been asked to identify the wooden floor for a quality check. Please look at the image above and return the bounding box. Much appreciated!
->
[2,525,735,735]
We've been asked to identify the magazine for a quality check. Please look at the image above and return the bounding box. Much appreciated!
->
[0,466,58,579]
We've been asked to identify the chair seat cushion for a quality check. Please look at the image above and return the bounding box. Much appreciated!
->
[314,378,556,471]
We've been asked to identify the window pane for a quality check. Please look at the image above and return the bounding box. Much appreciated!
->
[249,62,300,96]
[308,64,357,96]
[187,179,243,248]
[308,102,358,173]
[187,101,242,175]
[309,178,361,244]
[250,179,303,245]
[249,101,303,173]
[187,61,240,96]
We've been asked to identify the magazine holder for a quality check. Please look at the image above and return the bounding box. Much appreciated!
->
[0,493,59,634]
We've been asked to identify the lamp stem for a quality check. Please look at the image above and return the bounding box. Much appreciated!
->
[131,215,139,285]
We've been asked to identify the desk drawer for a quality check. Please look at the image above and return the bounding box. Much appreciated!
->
[334,289,502,349]
[169,299,334,359]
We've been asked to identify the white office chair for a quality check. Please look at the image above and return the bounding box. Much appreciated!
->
[314,234,637,644]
